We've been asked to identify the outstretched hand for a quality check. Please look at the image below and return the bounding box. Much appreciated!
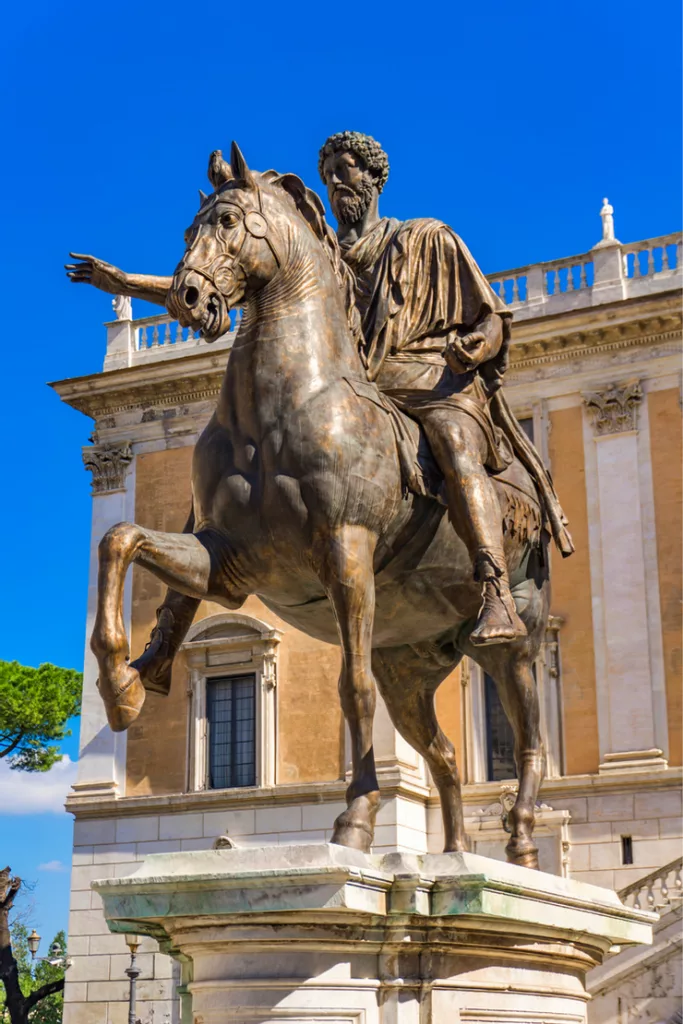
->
[65,253,128,295]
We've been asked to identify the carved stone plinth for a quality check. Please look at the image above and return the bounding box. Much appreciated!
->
[93,844,653,1024]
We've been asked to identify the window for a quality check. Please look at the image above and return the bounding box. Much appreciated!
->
[207,674,256,789]
[181,613,280,792]
[484,673,516,782]
[518,417,535,444]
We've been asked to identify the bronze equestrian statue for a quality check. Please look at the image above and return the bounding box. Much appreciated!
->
[66,138,573,869]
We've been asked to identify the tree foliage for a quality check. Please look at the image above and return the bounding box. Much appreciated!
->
[0,662,81,772]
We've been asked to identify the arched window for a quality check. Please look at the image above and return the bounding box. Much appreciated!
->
[181,614,281,792]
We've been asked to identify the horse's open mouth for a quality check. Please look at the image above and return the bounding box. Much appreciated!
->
[201,295,224,342]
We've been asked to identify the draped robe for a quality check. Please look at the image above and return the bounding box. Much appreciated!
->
[341,217,574,557]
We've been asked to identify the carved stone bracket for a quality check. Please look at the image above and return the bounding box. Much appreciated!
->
[82,441,133,494]
[583,380,643,435]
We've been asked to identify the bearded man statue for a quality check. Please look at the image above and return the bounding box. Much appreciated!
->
[319,131,573,646]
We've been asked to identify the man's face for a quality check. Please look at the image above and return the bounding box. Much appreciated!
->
[322,149,377,225]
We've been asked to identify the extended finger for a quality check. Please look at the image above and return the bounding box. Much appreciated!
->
[64,263,91,271]
[69,252,99,264]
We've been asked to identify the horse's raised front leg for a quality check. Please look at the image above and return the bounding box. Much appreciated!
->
[130,509,200,696]
[92,522,238,732]
[316,525,380,853]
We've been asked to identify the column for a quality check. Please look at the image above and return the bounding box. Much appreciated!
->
[71,441,136,800]
[583,383,667,772]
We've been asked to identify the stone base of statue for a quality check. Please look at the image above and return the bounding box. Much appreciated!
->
[93,844,653,1023]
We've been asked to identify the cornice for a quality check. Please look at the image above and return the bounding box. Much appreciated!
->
[65,764,682,819]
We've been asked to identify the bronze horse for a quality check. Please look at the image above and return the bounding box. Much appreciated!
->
[89,144,548,867]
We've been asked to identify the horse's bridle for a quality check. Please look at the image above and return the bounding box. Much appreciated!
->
[181,185,282,299]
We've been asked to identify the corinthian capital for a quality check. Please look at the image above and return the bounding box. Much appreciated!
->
[583,380,643,436]
[82,441,133,494]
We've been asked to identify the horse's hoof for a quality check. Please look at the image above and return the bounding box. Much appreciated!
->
[97,666,146,733]
[330,819,374,853]
[505,836,539,870]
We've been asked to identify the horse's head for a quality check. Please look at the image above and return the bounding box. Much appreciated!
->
[167,142,308,341]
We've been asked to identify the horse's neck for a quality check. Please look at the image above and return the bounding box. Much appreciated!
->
[238,234,364,378]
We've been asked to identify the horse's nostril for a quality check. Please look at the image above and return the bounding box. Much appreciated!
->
[185,286,199,307]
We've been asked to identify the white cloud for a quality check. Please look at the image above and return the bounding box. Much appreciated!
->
[38,860,67,872]
[0,755,77,814]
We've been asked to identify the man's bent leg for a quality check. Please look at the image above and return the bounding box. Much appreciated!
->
[421,411,526,646]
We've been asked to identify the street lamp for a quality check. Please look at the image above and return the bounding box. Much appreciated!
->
[27,930,72,970]
[124,934,142,1024]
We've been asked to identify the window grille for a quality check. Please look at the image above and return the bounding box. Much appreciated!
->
[207,674,256,789]
[484,673,517,782]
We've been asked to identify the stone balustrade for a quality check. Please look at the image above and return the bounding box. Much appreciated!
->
[103,227,681,370]
[618,856,683,912]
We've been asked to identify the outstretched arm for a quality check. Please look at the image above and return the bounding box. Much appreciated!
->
[66,253,172,308]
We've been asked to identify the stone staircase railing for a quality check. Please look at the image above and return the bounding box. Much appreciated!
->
[618,856,683,913]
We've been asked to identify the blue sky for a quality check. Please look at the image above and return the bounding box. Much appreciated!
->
[1,0,680,955]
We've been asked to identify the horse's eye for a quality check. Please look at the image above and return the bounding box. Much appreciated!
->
[221,213,238,228]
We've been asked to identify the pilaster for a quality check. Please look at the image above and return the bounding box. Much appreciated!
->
[582,383,667,773]
[72,441,136,800]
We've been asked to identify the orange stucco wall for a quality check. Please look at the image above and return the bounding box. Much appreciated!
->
[649,389,682,766]
[549,406,600,775]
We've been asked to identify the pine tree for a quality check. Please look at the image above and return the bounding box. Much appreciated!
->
[0,661,81,772]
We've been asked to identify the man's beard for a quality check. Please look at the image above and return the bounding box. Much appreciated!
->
[332,178,375,225]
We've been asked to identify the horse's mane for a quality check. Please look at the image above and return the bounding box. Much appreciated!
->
[260,170,364,353]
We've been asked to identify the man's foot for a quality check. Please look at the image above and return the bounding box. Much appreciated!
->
[470,577,527,646]
[130,606,175,695]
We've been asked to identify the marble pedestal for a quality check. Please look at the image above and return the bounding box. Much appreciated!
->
[93,844,653,1023]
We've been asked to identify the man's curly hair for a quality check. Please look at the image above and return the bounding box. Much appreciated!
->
[318,131,390,193]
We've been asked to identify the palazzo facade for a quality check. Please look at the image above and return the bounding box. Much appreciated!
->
[53,206,682,1023]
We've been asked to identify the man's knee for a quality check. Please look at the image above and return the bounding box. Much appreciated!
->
[425,415,482,465]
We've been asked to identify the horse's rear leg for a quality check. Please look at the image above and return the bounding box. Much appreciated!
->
[316,525,380,853]
[92,523,233,732]
[373,644,468,853]
[465,638,544,869]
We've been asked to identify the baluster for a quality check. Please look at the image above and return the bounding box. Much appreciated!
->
[140,325,148,349]
[674,867,682,896]
[646,883,656,909]
[512,278,520,303]
[633,887,642,910]
[662,246,670,271]
[580,263,587,290]
[164,322,171,345]
[632,251,642,278]
[660,874,670,905]
[151,324,159,347]
[172,321,181,344]
[566,265,575,292]
[647,248,655,276]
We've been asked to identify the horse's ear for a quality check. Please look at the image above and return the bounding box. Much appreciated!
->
[208,150,233,189]
[230,141,256,190]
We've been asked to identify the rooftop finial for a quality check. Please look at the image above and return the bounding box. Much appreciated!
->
[593,196,620,249]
